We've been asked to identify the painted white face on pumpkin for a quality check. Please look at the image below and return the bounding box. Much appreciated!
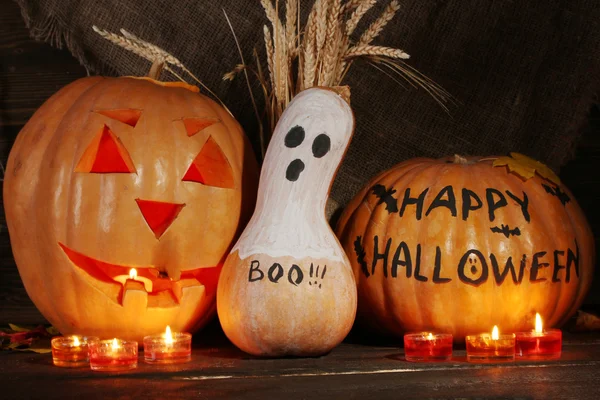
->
[234,87,354,262]
[258,87,354,204]
[281,125,332,181]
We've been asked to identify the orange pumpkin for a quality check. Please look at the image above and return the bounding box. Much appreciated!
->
[217,88,357,357]
[3,76,258,342]
[336,154,595,340]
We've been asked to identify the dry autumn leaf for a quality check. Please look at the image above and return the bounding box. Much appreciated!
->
[1,324,59,353]
[570,310,600,332]
[8,323,32,332]
[492,152,561,185]
[15,340,53,354]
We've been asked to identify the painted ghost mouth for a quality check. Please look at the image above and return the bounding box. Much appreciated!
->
[59,243,221,308]
[286,159,305,182]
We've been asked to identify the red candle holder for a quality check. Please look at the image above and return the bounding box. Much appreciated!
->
[143,326,192,364]
[404,332,453,362]
[466,327,515,362]
[515,329,562,360]
[51,335,98,367]
[89,339,138,371]
[515,313,562,360]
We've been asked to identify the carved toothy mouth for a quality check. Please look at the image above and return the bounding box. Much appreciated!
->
[59,243,221,308]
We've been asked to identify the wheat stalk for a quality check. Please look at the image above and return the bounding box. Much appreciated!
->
[119,29,185,67]
[93,26,160,64]
[342,0,365,12]
[315,0,329,71]
[276,22,288,110]
[318,0,340,85]
[261,0,289,112]
[320,0,343,85]
[224,0,452,156]
[334,35,350,83]
[285,0,298,54]
[345,0,377,36]
[303,6,318,88]
[92,25,234,118]
[263,25,276,93]
[223,64,245,81]
[359,0,400,44]
[260,0,285,36]
[345,44,410,59]
[222,10,265,156]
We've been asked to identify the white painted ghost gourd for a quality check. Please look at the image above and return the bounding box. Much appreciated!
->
[217,87,357,357]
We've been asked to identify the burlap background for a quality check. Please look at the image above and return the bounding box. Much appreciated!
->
[14,0,600,218]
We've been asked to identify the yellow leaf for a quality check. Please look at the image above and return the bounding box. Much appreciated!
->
[8,324,32,332]
[46,326,60,336]
[492,152,561,185]
[14,347,53,354]
[30,347,53,354]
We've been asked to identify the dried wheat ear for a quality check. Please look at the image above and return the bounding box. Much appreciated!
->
[225,0,452,157]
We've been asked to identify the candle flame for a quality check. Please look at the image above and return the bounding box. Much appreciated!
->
[427,332,434,340]
[129,268,137,280]
[73,336,80,346]
[165,325,173,345]
[492,325,499,340]
[112,338,120,350]
[535,313,543,333]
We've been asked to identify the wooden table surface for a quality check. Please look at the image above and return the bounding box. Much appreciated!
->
[1,1,600,398]
[1,325,600,400]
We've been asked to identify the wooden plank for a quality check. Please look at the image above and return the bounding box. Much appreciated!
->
[0,1,88,127]
[0,0,87,325]
[1,332,600,399]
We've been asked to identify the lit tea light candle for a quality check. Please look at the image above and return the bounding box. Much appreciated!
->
[115,268,153,292]
[465,325,515,362]
[51,335,99,367]
[143,325,192,364]
[515,313,562,359]
[403,332,453,362]
[89,338,138,371]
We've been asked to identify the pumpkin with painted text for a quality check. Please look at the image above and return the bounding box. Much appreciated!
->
[335,154,594,340]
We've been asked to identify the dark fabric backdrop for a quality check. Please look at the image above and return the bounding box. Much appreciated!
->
[14,0,600,216]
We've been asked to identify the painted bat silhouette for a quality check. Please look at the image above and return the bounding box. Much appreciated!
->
[542,183,570,206]
[371,184,399,213]
[490,224,521,238]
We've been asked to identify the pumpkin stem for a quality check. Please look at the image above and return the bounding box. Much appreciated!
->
[148,60,165,80]
[453,154,469,164]
[331,86,351,105]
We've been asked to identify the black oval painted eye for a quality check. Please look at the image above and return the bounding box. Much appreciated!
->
[286,159,305,182]
[312,134,331,158]
[284,126,305,148]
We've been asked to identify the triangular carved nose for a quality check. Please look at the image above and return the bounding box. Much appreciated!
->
[135,199,186,239]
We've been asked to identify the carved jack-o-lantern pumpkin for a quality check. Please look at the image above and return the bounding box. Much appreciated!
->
[3,76,258,341]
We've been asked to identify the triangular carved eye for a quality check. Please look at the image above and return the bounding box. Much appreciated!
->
[75,125,136,173]
[182,136,234,188]
[95,109,142,127]
[182,117,219,137]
